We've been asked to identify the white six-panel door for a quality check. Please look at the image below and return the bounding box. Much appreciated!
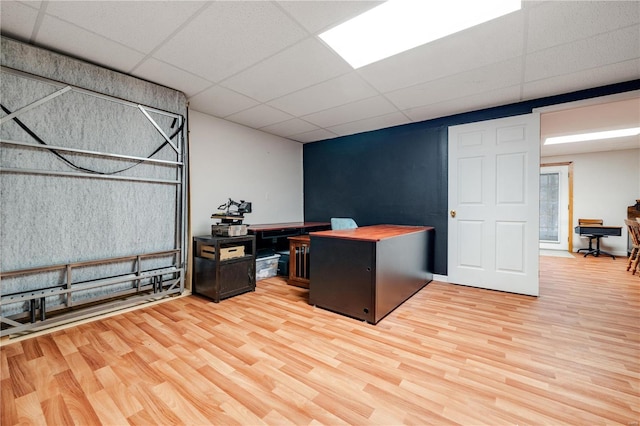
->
[448,113,540,296]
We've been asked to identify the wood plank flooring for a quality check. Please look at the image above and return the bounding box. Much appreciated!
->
[2,253,639,425]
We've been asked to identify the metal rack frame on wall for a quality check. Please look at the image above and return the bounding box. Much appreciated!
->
[0,66,188,338]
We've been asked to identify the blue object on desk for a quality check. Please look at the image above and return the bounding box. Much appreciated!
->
[331,217,358,230]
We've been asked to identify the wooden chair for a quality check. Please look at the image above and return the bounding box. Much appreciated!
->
[625,219,640,275]
[578,219,603,225]
[576,218,603,254]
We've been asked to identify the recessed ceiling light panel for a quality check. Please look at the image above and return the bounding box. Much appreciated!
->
[544,127,640,145]
[319,0,522,69]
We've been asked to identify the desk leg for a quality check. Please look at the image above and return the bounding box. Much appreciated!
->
[583,236,616,259]
[577,236,594,253]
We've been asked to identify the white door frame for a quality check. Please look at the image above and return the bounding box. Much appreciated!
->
[539,164,570,251]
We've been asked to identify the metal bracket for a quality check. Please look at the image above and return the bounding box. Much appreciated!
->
[138,105,180,155]
[0,86,72,125]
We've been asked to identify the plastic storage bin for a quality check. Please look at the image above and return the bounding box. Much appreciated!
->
[256,254,280,280]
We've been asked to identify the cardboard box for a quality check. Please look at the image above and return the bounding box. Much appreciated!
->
[201,245,245,260]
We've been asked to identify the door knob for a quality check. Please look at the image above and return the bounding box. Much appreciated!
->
[450,210,456,218]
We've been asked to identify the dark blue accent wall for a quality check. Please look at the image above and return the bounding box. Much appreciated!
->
[303,80,640,275]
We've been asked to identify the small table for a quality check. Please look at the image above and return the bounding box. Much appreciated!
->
[288,235,310,288]
[574,225,622,259]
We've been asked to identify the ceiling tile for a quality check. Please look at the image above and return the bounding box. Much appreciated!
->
[358,10,525,94]
[302,95,399,128]
[221,37,352,102]
[386,58,523,111]
[276,0,383,34]
[328,112,411,138]
[35,15,145,72]
[525,25,640,83]
[132,58,211,97]
[267,72,378,116]
[260,118,319,138]
[402,86,522,122]
[0,1,39,41]
[45,1,207,54]
[153,2,307,82]
[188,85,259,118]
[289,128,338,143]
[225,104,293,129]
[2,0,638,147]
[522,59,640,101]
[527,1,640,53]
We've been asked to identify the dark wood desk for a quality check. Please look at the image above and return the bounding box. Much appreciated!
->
[309,225,434,324]
[574,225,622,259]
[248,222,331,255]
[248,222,331,233]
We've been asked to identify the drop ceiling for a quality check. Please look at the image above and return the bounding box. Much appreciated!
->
[1,1,639,147]
[540,95,640,157]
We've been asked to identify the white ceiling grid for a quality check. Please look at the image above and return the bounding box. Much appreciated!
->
[0,0,638,147]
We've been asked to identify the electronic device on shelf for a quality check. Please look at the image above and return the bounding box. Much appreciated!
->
[211,198,252,236]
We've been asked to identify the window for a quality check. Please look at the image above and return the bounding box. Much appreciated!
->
[539,172,560,242]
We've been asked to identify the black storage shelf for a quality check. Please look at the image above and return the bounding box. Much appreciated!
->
[193,235,256,302]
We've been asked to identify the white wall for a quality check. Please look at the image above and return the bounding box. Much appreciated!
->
[542,148,640,256]
[188,110,304,237]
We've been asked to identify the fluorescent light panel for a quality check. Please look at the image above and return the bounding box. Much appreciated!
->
[544,127,640,145]
[319,0,522,69]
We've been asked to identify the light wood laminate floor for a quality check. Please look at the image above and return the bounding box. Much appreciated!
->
[2,253,639,425]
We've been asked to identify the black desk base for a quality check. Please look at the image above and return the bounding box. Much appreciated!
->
[577,235,616,259]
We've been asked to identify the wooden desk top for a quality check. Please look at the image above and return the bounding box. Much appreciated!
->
[310,224,432,242]
[247,222,330,232]
[574,224,622,237]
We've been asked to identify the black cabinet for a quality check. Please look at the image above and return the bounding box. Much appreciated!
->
[193,235,256,302]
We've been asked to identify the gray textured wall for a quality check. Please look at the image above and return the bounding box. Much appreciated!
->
[1,37,187,316]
